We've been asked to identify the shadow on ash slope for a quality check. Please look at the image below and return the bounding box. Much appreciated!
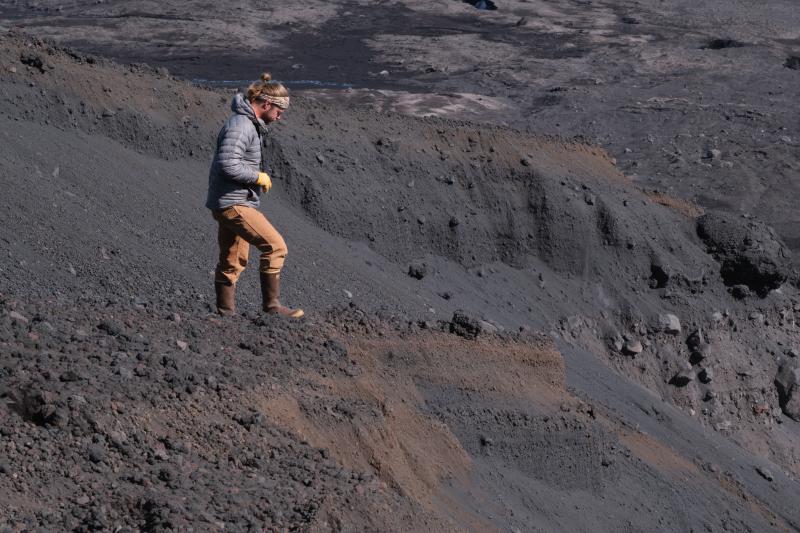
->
[1,34,800,531]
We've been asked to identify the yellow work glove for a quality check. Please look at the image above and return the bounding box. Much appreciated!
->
[256,172,272,193]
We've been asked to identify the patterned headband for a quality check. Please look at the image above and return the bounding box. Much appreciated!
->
[264,95,290,109]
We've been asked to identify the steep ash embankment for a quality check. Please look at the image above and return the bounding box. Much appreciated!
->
[265,90,800,477]
[1,33,800,531]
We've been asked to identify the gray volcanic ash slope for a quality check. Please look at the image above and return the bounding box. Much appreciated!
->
[1,33,800,531]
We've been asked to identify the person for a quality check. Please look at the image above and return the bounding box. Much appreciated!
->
[205,72,303,318]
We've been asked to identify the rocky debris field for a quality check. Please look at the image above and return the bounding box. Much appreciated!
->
[2,294,798,532]
[0,29,799,531]
[0,291,488,531]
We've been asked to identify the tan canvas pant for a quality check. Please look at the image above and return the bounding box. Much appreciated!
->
[212,205,287,285]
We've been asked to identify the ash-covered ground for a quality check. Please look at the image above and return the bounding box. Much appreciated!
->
[0,3,799,531]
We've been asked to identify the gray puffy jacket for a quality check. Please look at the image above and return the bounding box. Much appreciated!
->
[205,93,268,210]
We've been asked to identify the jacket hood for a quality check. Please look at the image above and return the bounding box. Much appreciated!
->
[231,93,266,129]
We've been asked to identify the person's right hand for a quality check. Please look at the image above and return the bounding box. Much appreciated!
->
[256,172,272,193]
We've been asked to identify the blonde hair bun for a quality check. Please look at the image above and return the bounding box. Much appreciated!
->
[247,71,289,103]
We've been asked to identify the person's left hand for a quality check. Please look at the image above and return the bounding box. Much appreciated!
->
[256,172,272,193]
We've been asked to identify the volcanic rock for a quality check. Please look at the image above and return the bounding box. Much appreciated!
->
[755,466,774,482]
[658,314,682,334]
[697,211,791,296]
[670,362,694,387]
[774,362,800,421]
[450,310,482,339]
[622,340,643,356]
[408,261,427,280]
[686,329,705,351]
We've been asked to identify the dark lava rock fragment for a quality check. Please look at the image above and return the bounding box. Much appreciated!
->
[20,53,49,72]
[235,410,264,430]
[756,466,774,482]
[686,329,705,351]
[649,262,671,289]
[697,211,791,296]
[703,38,745,50]
[87,444,106,464]
[450,310,482,340]
[408,261,427,280]
[785,56,800,70]
[98,319,125,336]
[730,284,752,299]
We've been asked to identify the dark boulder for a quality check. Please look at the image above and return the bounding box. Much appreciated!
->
[697,211,791,296]
[450,310,482,340]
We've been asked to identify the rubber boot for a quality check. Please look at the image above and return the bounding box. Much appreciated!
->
[215,282,236,316]
[261,272,304,318]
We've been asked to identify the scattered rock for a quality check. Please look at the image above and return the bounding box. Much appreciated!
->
[649,262,671,289]
[698,367,713,383]
[407,262,427,280]
[622,340,643,356]
[703,38,745,50]
[658,314,682,334]
[714,419,733,431]
[755,466,774,482]
[234,410,264,430]
[785,56,800,70]
[20,53,49,72]
[176,340,188,351]
[478,320,500,334]
[8,311,28,323]
[697,211,791,296]
[87,444,106,464]
[730,285,751,299]
[450,310,482,340]
[686,329,705,351]
[774,362,800,421]
[98,320,124,336]
[690,345,711,365]
[107,430,128,449]
[670,362,694,387]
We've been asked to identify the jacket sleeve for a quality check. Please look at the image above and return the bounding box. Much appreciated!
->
[215,118,260,185]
